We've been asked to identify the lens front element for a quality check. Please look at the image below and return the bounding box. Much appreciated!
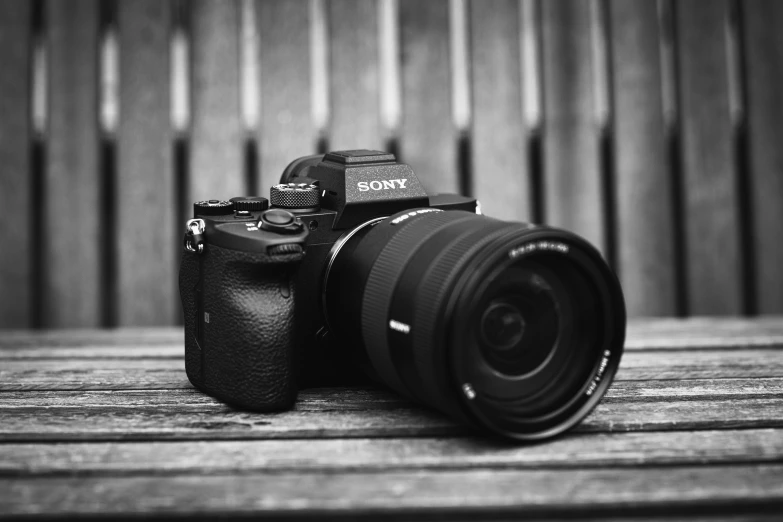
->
[481,301,527,353]
[477,266,562,377]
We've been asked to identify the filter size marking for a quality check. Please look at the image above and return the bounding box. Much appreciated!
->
[509,241,569,259]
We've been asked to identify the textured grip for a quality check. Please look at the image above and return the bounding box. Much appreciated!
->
[179,244,301,411]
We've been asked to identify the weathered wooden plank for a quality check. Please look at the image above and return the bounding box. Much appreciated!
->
[627,317,783,349]
[257,0,316,190]
[45,0,101,327]
[0,0,32,328]
[608,377,783,400]
[327,0,383,150]
[399,0,457,194]
[0,345,182,360]
[189,0,245,203]
[2,348,781,390]
[676,0,741,314]
[0,359,188,390]
[2,465,783,517]
[116,0,176,326]
[608,0,676,316]
[2,318,783,352]
[0,328,183,349]
[0,392,780,440]
[0,378,780,409]
[0,405,459,441]
[469,0,530,220]
[742,0,783,313]
[541,0,605,253]
[2,428,781,476]
[0,387,412,410]
[614,349,783,380]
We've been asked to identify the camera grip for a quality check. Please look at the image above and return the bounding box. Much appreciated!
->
[180,244,300,411]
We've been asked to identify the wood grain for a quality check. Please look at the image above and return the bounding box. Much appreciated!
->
[675,0,742,315]
[608,0,676,316]
[0,359,188,390]
[257,0,316,190]
[2,318,782,351]
[2,465,782,517]
[1,377,780,408]
[399,0,457,194]
[116,0,176,326]
[0,0,31,328]
[3,347,781,390]
[44,0,101,327]
[626,317,783,344]
[541,0,605,253]
[2,429,781,475]
[0,328,183,349]
[0,345,182,360]
[469,0,530,221]
[327,0,383,150]
[0,389,780,440]
[741,0,783,313]
[189,0,245,203]
[1,321,782,517]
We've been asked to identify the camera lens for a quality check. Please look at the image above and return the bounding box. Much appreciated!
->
[323,209,625,440]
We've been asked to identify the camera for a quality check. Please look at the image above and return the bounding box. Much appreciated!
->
[179,150,626,440]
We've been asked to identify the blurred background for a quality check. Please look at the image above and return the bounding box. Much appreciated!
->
[0,0,781,329]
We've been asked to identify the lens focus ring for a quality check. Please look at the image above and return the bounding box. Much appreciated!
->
[360,211,475,399]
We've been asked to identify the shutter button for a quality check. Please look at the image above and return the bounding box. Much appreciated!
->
[259,209,303,233]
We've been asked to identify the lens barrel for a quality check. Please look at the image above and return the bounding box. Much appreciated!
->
[323,209,625,440]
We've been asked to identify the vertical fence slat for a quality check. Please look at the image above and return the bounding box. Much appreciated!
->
[257,0,315,190]
[0,1,31,328]
[190,0,245,202]
[45,0,101,327]
[116,0,174,325]
[676,0,741,315]
[469,0,530,220]
[742,0,783,313]
[328,0,383,150]
[608,0,676,316]
[399,0,456,194]
[541,0,604,253]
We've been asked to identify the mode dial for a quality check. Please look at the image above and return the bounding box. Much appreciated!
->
[270,183,320,211]
[193,200,234,216]
[230,196,269,212]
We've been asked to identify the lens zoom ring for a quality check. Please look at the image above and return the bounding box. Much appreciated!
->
[411,224,521,405]
[361,211,472,396]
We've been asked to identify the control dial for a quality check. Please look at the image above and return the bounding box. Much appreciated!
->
[270,183,320,211]
[193,200,233,216]
[230,196,269,212]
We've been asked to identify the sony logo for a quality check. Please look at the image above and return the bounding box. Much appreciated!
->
[357,179,408,192]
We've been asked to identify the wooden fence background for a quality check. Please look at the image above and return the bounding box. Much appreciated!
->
[1,0,782,328]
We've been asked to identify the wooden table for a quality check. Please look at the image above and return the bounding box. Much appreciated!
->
[1,318,782,519]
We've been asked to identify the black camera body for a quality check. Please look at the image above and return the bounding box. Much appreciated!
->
[180,149,626,440]
[179,150,477,411]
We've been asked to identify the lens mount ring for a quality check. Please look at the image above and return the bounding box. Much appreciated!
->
[320,217,386,333]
